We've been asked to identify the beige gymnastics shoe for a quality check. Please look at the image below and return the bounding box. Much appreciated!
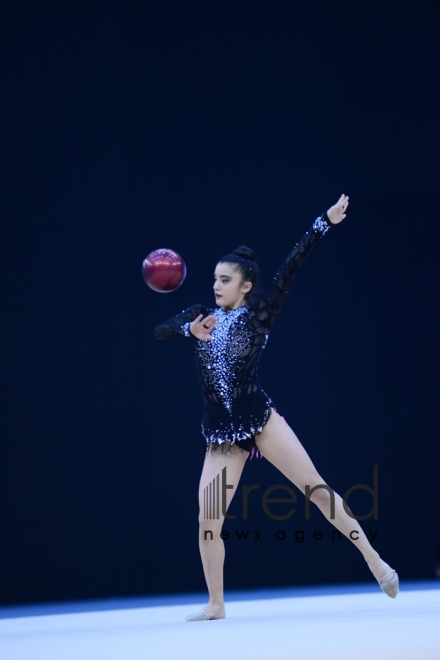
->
[185,605,226,622]
[378,569,399,598]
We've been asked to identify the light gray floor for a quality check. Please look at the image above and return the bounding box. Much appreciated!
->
[1,584,439,659]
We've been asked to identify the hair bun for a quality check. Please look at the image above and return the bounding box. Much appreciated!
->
[232,245,256,261]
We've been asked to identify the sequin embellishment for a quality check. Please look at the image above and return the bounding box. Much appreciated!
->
[197,306,249,412]
[182,321,192,337]
[312,216,331,235]
[202,403,273,445]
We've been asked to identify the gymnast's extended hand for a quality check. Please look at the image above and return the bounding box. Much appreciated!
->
[190,314,218,340]
[327,193,349,224]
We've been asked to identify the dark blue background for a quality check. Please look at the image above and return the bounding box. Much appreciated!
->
[1,0,439,606]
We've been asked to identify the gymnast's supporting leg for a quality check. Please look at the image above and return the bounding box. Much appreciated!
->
[186,441,249,621]
[255,408,398,594]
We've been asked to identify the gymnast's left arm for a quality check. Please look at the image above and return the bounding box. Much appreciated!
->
[256,194,349,331]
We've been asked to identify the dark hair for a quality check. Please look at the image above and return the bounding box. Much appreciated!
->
[218,244,261,307]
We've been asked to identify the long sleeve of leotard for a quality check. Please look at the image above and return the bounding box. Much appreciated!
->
[153,303,211,340]
[255,213,333,331]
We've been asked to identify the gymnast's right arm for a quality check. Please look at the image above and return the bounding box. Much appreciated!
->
[153,304,209,340]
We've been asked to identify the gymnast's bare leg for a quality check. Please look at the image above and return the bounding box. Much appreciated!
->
[194,441,248,618]
[255,407,394,583]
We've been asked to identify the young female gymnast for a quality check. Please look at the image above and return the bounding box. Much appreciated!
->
[154,194,399,621]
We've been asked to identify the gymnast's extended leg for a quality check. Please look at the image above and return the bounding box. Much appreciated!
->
[255,408,397,590]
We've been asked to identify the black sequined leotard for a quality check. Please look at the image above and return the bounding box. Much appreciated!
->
[154,214,333,459]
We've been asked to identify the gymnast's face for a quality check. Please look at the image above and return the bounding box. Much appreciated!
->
[213,263,252,311]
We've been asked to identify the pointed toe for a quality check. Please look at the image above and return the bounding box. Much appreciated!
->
[378,569,399,598]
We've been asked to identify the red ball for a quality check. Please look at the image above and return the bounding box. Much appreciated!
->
[142,248,187,293]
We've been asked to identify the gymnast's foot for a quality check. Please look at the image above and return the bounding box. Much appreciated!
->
[365,551,399,598]
[185,601,226,622]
